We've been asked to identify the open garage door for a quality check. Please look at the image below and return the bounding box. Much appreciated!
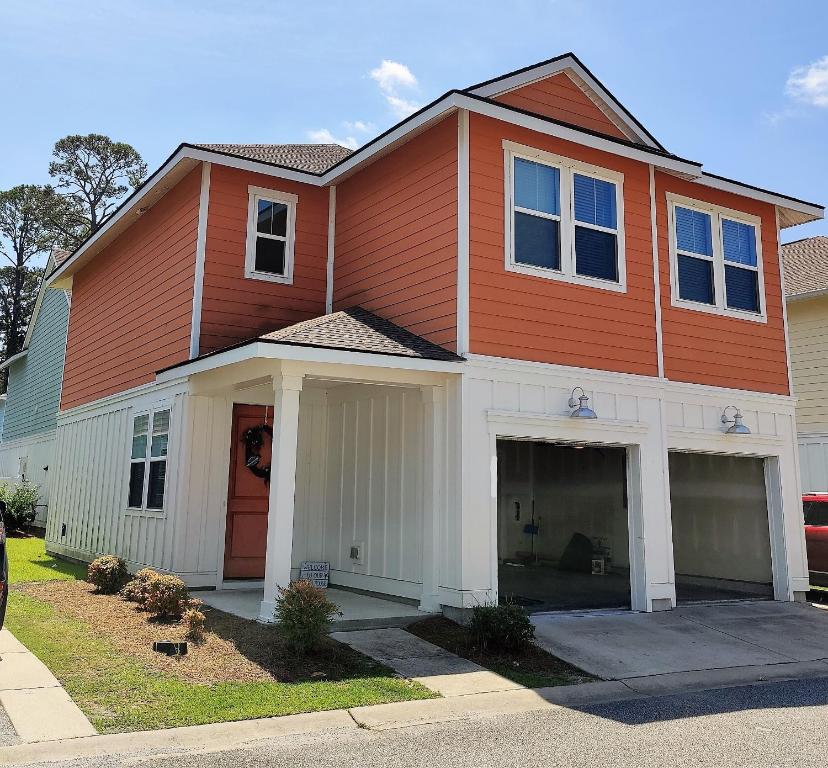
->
[669,452,774,603]
[497,440,631,612]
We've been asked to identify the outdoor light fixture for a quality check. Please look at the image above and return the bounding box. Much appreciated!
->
[568,387,597,419]
[721,405,751,435]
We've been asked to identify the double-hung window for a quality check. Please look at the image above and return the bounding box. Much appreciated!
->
[506,142,625,292]
[669,194,764,320]
[245,186,297,284]
[128,409,170,512]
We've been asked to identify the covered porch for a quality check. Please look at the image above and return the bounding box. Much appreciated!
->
[159,308,463,624]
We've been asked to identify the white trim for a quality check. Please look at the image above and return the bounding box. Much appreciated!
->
[325,185,336,313]
[503,140,627,293]
[649,165,665,378]
[244,185,298,285]
[57,377,189,423]
[666,192,767,323]
[0,349,27,372]
[189,162,211,359]
[466,55,660,150]
[457,110,470,355]
[776,208,794,395]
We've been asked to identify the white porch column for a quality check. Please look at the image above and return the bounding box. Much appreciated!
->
[258,371,304,622]
[420,385,443,612]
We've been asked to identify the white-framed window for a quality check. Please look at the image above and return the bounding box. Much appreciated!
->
[128,408,170,512]
[504,140,626,292]
[667,193,766,322]
[244,185,297,284]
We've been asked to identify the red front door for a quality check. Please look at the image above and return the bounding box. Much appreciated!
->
[224,404,273,579]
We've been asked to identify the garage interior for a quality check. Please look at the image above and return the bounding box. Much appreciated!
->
[497,439,631,612]
[668,452,774,603]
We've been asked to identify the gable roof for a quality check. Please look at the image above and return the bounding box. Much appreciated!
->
[782,236,828,299]
[194,143,352,173]
[464,52,665,151]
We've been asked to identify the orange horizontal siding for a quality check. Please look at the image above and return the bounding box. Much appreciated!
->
[198,165,328,354]
[61,167,201,410]
[333,116,458,350]
[468,112,659,376]
[494,72,629,141]
[654,171,789,395]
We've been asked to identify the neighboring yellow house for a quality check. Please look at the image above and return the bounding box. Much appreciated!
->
[784,236,828,491]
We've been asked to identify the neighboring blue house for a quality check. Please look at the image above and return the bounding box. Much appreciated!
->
[0,250,70,528]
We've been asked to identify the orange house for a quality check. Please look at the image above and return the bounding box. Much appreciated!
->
[44,54,823,622]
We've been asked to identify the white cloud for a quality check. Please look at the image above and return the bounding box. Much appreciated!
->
[306,128,359,150]
[369,59,422,118]
[343,120,374,133]
[786,55,828,107]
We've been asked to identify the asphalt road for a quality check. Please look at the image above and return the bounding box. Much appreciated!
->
[22,678,828,768]
[0,703,18,747]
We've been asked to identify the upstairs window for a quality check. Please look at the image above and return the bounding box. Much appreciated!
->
[506,143,626,292]
[128,409,170,512]
[669,194,764,321]
[245,186,297,284]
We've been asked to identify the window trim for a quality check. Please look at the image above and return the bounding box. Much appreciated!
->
[126,406,171,515]
[666,192,766,323]
[244,185,298,285]
[503,140,627,293]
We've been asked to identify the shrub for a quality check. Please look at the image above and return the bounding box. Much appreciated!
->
[143,573,190,619]
[120,568,158,607]
[87,555,128,594]
[0,481,40,531]
[469,602,535,652]
[274,580,341,654]
[183,606,206,642]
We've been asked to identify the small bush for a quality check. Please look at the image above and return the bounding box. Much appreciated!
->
[0,481,40,532]
[275,580,341,654]
[183,606,206,642]
[143,573,190,619]
[120,568,158,607]
[87,555,128,594]
[469,602,535,652]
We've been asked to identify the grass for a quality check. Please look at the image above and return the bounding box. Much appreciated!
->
[6,534,87,584]
[4,536,434,732]
[407,616,595,689]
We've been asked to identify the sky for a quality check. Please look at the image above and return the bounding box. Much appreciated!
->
[2,0,828,267]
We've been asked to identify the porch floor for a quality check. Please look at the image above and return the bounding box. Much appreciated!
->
[196,587,429,630]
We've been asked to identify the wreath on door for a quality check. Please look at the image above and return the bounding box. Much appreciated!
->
[242,424,273,483]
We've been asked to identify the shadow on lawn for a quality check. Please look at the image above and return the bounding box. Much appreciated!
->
[201,604,399,684]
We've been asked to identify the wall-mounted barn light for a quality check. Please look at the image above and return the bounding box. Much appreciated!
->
[721,405,751,435]
[568,387,597,419]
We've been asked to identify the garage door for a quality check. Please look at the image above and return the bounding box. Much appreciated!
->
[669,452,773,603]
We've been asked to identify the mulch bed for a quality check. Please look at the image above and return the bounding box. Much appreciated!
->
[17,580,384,685]
[407,616,595,686]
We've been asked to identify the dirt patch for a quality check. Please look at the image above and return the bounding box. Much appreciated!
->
[19,581,384,685]
[407,616,595,688]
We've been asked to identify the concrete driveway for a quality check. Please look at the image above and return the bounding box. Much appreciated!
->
[532,601,828,692]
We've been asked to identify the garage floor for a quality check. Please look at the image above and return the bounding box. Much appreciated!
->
[532,601,828,681]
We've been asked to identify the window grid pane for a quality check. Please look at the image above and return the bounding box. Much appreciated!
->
[128,463,145,508]
[575,226,618,281]
[573,174,617,229]
[514,211,560,270]
[147,461,166,510]
[514,158,560,216]
[152,410,170,435]
[254,237,286,275]
[678,254,714,305]
[675,207,713,257]
[725,265,759,312]
[722,219,757,267]
[133,414,149,435]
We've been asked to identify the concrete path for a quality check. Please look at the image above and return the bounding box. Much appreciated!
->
[532,601,828,689]
[330,628,523,696]
[0,629,96,743]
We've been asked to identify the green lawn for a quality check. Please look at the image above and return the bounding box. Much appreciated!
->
[5,537,433,732]
[7,535,87,583]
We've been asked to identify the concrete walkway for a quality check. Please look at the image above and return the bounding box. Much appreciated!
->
[331,628,523,697]
[532,600,828,692]
[0,629,96,743]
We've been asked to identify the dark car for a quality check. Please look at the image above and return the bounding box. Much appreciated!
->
[803,493,828,587]
[0,501,7,629]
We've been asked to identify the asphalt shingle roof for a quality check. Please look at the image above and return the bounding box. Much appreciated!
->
[258,307,463,362]
[782,236,828,297]
[194,143,353,173]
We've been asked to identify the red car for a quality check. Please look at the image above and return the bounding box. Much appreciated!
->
[803,493,828,587]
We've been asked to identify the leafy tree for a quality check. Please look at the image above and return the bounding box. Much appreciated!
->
[0,185,58,383]
[48,133,147,246]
